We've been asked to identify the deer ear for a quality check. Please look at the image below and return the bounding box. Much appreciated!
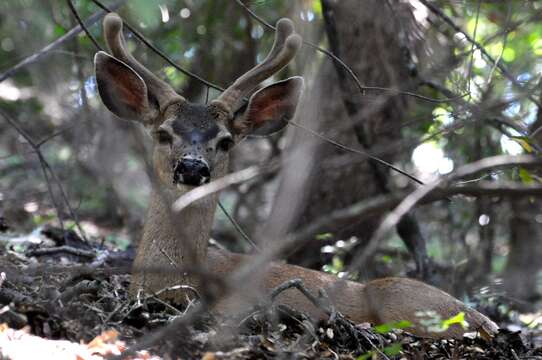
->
[94,51,158,123]
[232,76,303,136]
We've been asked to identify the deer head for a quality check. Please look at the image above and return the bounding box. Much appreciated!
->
[94,13,303,190]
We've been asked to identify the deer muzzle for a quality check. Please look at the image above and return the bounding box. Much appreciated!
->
[173,157,211,186]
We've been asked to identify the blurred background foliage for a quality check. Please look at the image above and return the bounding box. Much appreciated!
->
[0,0,541,314]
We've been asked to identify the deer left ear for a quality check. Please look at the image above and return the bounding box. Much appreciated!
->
[231,76,303,136]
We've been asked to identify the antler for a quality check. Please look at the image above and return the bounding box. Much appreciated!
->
[211,18,302,115]
[102,13,183,111]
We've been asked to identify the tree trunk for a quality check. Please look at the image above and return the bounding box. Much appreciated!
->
[503,102,542,310]
[263,0,430,279]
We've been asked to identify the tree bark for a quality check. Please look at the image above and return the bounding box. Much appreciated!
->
[263,0,430,279]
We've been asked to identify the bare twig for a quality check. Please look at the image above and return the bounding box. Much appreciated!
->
[347,155,542,274]
[87,0,224,92]
[0,109,88,242]
[235,0,465,104]
[218,201,261,252]
[419,0,542,108]
[0,1,124,83]
[289,120,425,185]
[26,245,96,259]
[172,164,278,212]
[66,0,103,51]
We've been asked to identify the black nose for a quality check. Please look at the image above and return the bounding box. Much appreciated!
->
[173,158,211,186]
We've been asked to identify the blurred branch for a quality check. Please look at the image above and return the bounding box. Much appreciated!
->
[348,155,542,274]
[0,108,88,242]
[172,163,278,212]
[422,79,542,154]
[211,154,524,284]
[419,0,542,109]
[289,120,425,185]
[235,0,465,104]
[0,1,124,83]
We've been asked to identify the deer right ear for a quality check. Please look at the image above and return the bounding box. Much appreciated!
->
[94,51,158,123]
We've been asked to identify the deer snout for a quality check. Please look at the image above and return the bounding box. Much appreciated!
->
[173,157,211,186]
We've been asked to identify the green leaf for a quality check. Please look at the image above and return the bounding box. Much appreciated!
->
[510,136,533,153]
[312,0,322,16]
[381,255,392,264]
[519,168,534,184]
[315,232,333,240]
[441,312,468,330]
[383,343,402,356]
[374,320,412,334]
[356,351,374,360]
[54,24,66,37]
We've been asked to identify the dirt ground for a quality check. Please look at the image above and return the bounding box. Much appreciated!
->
[0,226,541,359]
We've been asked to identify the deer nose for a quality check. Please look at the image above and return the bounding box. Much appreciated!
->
[173,157,211,186]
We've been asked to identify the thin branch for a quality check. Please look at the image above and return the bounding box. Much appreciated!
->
[0,1,124,83]
[465,0,481,97]
[0,109,88,242]
[485,1,511,85]
[419,0,542,109]
[235,0,465,104]
[229,155,541,301]
[66,0,103,51]
[289,120,425,185]
[87,0,224,92]
[172,164,277,212]
[347,155,542,274]
[218,201,261,252]
[26,245,97,259]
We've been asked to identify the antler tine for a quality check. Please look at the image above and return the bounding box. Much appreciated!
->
[102,13,183,111]
[212,18,302,115]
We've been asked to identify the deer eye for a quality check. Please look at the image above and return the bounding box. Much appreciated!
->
[155,130,173,145]
[217,136,234,152]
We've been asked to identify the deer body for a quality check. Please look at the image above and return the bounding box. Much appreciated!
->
[94,13,498,339]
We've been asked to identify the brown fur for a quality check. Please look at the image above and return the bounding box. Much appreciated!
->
[95,13,498,340]
[207,249,498,339]
[131,182,498,339]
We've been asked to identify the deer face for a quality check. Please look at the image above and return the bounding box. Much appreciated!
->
[94,13,302,190]
[152,103,232,188]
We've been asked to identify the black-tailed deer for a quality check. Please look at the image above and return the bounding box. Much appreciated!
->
[94,13,498,339]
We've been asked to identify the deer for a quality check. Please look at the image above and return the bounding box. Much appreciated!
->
[93,13,498,339]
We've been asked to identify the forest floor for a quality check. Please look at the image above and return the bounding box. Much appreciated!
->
[0,225,541,359]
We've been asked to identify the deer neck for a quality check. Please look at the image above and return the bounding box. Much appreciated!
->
[131,160,228,301]
[144,184,218,263]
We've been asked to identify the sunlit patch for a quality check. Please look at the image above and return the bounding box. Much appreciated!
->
[179,8,190,19]
[159,4,169,23]
[84,76,97,98]
[412,142,454,180]
[299,11,315,22]
[433,107,454,126]
[473,49,487,69]
[409,0,429,24]
[478,214,490,226]
[58,147,72,161]
[1,37,14,52]
[80,221,100,237]
[519,312,542,328]
[500,135,523,155]
[0,81,21,101]
[24,202,39,213]
[197,25,207,35]
[251,24,264,39]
